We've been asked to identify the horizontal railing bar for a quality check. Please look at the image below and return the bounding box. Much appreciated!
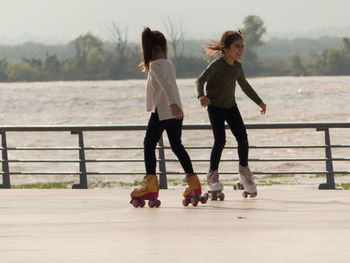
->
[0,122,350,132]
[4,172,150,175]
[0,159,144,163]
[164,171,350,175]
[85,147,144,150]
[2,146,145,150]
[3,171,349,176]
[3,172,81,175]
[167,145,350,149]
[5,147,79,150]
[163,158,350,162]
[2,145,350,151]
[1,158,350,163]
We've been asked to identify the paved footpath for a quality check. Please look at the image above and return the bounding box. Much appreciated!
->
[1,189,350,263]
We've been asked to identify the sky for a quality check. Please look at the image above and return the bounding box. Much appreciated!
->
[1,0,350,44]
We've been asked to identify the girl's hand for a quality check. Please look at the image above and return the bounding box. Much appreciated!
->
[198,96,211,107]
[259,103,267,115]
[170,104,184,120]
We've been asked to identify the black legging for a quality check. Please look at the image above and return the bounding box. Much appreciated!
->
[144,110,194,175]
[208,105,249,170]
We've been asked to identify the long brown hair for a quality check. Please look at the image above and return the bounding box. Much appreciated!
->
[140,27,167,72]
[204,30,244,57]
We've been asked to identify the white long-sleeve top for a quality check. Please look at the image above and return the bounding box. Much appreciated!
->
[146,59,183,121]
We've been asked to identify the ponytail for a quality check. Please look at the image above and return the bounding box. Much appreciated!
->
[140,27,153,72]
[140,27,167,72]
[204,30,244,57]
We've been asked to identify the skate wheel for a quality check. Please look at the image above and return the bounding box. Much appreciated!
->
[242,191,248,198]
[250,193,257,198]
[182,198,189,206]
[148,200,155,208]
[190,197,198,206]
[155,199,161,207]
[211,192,217,201]
[140,199,146,208]
[131,199,140,208]
[201,193,208,204]
[219,192,225,201]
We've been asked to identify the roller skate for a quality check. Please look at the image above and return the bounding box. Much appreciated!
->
[182,173,208,206]
[206,170,225,201]
[130,174,161,208]
[238,165,257,198]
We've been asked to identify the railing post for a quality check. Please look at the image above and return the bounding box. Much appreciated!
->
[71,131,88,189]
[317,128,335,189]
[0,132,11,188]
[158,135,168,189]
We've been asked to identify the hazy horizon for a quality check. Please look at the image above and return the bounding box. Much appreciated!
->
[1,0,350,45]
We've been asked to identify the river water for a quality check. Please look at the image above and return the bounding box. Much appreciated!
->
[0,76,349,188]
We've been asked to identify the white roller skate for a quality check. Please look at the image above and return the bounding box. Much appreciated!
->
[206,170,225,201]
[238,165,257,198]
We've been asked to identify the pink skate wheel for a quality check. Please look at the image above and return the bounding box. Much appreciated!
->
[155,200,161,207]
[140,199,146,207]
[131,199,139,208]
[148,200,155,208]
[250,193,257,198]
[201,193,208,204]
[182,199,189,206]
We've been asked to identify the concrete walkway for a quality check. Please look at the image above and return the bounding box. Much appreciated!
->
[1,189,350,263]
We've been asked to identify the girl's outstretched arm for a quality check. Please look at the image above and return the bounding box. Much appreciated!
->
[259,102,267,115]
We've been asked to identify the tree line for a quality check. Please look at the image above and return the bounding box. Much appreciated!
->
[0,16,350,82]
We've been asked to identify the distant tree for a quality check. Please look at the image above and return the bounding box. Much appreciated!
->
[43,53,61,80]
[289,54,307,76]
[104,23,130,79]
[308,36,350,76]
[6,61,38,81]
[240,15,266,75]
[23,58,43,69]
[163,15,185,61]
[242,16,266,47]
[343,37,350,52]
[0,58,8,81]
[341,38,350,74]
[105,23,129,58]
[72,32,106,79]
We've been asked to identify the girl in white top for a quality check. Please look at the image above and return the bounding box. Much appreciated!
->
[130,27,207,207]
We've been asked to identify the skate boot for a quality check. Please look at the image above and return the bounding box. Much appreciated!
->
[182,173,208,206]
[238,165,257,198]
[130,174,161,208]
[206,170,225,201]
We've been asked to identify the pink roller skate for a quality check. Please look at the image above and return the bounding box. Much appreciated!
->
[182,173,208,206]
[130,174,161,208]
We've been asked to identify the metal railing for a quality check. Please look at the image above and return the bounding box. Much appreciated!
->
[0,122,349,190]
